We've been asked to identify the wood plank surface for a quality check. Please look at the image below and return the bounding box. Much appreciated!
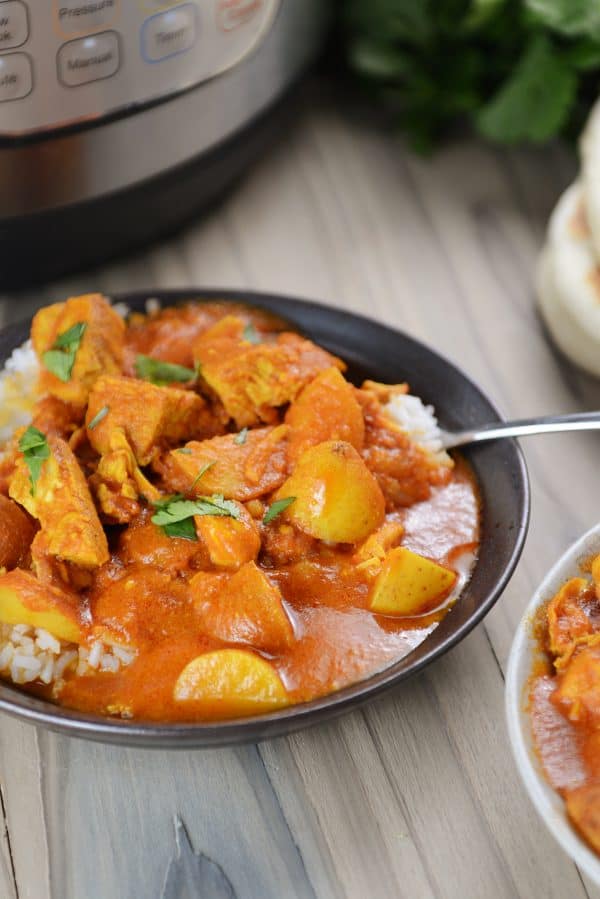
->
[0,83,599,898]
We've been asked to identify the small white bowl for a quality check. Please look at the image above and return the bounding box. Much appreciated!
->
[506,523,600,886]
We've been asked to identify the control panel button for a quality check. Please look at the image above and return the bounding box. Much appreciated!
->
[57,31,120,87]
[0,51,32,101]
[0,1,29,51]
[54,0,120,36]
[141,4,196,63]
[216,0,262,32]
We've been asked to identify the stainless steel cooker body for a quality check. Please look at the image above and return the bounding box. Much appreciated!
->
[0,0,327,287]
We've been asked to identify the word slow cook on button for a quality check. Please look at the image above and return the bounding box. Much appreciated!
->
[0,1,29,51]
[0,52,32,101]
[57,31,120,86]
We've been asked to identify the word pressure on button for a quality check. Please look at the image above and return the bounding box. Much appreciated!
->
[55,0,119,36]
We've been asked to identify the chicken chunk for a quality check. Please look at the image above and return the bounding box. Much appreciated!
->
[89,428,160,524]
[553,646,600,726]
[32,294,125,407]
[9,435,108,569]
[547,578,593,658]
[163,425,289,501]
[192,562,294,653]
[357,386,452,509]
[194,316,345,427]
[195,502,261,570]
[86,375,213,466]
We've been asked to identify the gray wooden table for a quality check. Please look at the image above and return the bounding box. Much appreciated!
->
[0,85,598,899]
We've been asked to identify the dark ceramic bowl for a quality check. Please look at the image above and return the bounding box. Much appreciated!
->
[0,290,530,747]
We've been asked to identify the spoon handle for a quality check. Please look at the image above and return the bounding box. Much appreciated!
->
[441,411,600,450]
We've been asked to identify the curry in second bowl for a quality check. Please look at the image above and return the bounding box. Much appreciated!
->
[0,294,479,721]
[529,552,600,856]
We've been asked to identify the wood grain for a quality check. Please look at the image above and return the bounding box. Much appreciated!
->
[0,83,598,898]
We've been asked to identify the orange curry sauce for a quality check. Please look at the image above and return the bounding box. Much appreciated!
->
[529,563,600,853]
[0,297,480,722]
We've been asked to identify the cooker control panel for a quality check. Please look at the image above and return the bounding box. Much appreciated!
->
[0,0,280,136]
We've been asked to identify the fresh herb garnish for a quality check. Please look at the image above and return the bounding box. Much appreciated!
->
[242,323,261,345]
[42,322,87,383]
[234,427,248,445]
[176,447,193,455]
[263,497,296,525]
[151,494,241,541]
[18,426,50,496]
[191,461,216,490]
[343,0,600,151]
[135,355,196,385]
[88,406,109,430]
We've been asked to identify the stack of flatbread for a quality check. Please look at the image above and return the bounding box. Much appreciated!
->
[538,103,600,377]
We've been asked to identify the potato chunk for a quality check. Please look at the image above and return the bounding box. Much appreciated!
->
[285,367,365,462]
[32,294,124,407]
[194,316,344,427]
[86,376,210,466]
[195,504,261,570]
[173,649,289,717]
[193,562,293,653]
[369,547,456,616]
[277,440,385,544]
[566,784,600,854]
[166,426,289,501]
[0,569,81,643]
[10,436,108,569]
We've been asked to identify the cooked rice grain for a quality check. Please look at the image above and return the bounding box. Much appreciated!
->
[385,393,451,467]
[0,622,135,693]
[0,341,39,445]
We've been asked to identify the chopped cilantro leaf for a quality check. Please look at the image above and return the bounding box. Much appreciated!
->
[263,497,296,525]
[191,461,216,490]
[135,355,197,385]
[42,321,87,382]
[234,427,249,445]
[242,323,261,344]
[88,406,109,430]
[18,426,50,496]
[151,493,241,540]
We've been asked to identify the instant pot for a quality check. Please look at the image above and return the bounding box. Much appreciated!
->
[0,0,328,288]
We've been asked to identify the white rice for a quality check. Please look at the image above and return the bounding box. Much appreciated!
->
[0,622,136,694]
[145,297,162,315]
[385,393,452,467]
[112,301,130,319]
[0,341,39,445]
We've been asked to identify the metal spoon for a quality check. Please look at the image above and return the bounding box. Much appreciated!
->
[440,411,600,450]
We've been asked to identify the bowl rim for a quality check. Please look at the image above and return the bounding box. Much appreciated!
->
[505,522,600,885]
[0,288,530,747]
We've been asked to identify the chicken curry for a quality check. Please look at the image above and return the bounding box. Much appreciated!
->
[0,294,479,722]
[530,559,600,855]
